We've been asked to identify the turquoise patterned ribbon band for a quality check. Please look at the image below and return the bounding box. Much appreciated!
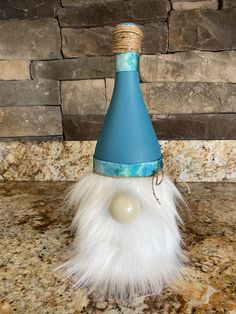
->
[93,157,163,177]
[116,52,139,72]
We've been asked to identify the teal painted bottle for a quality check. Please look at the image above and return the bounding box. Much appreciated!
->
[93,23,163,177]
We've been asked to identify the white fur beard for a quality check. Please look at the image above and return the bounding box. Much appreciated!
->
[60,173,185,301]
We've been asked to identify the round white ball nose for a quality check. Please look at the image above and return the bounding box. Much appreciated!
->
[109,192,141,223]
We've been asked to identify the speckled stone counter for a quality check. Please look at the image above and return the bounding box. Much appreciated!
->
[0,182,235,313]
[0,140,235,182]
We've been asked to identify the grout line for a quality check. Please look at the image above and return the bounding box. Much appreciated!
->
[54,1,64,60]
[166,0,172,53]
[218,0,224,9]
[58,80,66,141]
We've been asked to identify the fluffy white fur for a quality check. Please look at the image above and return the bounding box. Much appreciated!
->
[60,173,185,301]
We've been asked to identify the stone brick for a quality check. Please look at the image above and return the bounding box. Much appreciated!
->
[106,79,236,114]
[105,79,114,104]
[0,60,30,80]
[0,19,61,60]
[63,114,236,140]
[31,57,115,80]
[0,80,60,106]
[142,23,168,54]
[58,0,169,27]
[62,23,167,57]
[63,115,104,140]
[0,0,61,20]
[223,0,236,9]
[171,0,218,10]
[153,114,236,140]
[62,0,118,5]
[61,80,106,115]
[0,106,62,137]
[142,82,236,114]
[62,27,113,57]
[140,52,236,83]
[169,10,236,51]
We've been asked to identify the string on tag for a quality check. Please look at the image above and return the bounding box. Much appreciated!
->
[151,170,164,205]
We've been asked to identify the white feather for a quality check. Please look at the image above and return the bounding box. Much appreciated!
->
[59,172,185,301]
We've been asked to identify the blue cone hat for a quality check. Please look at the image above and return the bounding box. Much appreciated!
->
[93,23,163,177]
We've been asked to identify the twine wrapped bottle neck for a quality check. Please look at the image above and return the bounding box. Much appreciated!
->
[112,24,143,54]
[112,23,143,72]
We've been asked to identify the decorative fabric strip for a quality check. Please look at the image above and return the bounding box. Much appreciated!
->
[93,157,163,177]
[115,52,139,72]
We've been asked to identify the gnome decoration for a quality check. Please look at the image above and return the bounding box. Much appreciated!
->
[61,23,185,301]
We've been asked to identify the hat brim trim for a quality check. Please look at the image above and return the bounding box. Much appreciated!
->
[93,157,163,177]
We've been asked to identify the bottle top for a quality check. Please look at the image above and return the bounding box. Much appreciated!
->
[112,22,143,54]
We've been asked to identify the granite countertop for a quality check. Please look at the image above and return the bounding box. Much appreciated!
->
[0,181,235,313]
